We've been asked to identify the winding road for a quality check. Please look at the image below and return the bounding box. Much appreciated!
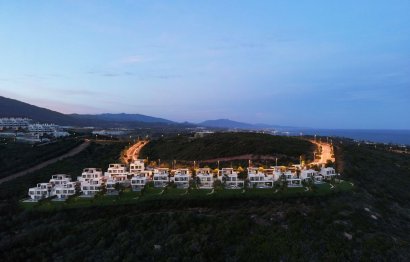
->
[123,140,148,164]
[311,141,335,165]
[0,140,91,185]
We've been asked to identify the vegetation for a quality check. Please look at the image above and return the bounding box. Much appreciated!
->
[1,137,410,260]
[0,138,82,178]
[140,132,315,163]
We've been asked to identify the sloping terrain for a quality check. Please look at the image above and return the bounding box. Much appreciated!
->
[140,132,315,162]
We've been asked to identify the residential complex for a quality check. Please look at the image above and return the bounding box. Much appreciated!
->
[26,158,340,202]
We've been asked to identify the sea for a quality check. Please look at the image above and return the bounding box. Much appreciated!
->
[277,128,410,146]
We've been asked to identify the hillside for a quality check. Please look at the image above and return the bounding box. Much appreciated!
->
[0,96,80,125]
[0,138,409,260]
[140,132,315,162]
[0,96,191,128]
[70,113,175,124]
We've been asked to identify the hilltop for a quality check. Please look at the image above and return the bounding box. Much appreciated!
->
[140,132,315,163]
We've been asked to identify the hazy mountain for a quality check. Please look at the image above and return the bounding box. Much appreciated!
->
[70,113,175,124]
[0,96,80,125]
[0,96,189,128]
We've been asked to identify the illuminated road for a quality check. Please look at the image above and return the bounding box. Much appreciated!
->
[311,141,335,165]
[123,140,148,164]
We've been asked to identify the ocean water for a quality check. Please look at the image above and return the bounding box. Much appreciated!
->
[283,129,410,146]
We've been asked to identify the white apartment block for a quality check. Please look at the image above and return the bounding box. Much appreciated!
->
[196,168,214,189]
[153,168,169,188]
[105,163,128,182]
[172,168,191,189]
[131,175,147,191]
[219,168,244,189]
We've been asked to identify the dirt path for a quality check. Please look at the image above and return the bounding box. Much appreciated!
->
[0,140,91,185]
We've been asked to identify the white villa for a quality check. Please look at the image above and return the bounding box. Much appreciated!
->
[153,168,169,188]
[131,175,147,191]
[53,182,76,199]
[49,174,72,186]
[172,168,191,189]
[27,174,76,201]
[196,168,214,189]
[81,179,104,196]
[130,159,145,173]
[219,168,244,189]
[28,183,53,200]
[105,163,128,182]
[319,167,338,180]
[283,171,302,187]
[105,179,117,195]
[247,167,274,188]
[78,168,104,182]
[301,169,323,184]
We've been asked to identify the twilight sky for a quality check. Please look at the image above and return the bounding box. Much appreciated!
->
[0,1,409,129]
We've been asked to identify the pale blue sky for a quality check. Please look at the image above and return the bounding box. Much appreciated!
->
[0,1,409,128]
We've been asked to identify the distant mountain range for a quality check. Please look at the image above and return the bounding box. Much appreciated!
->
[0,96,178,127]
[0,96,285,130]
[70,113,174,124]
[0,96,81,125]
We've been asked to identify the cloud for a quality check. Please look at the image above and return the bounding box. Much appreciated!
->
[119,55,144,65]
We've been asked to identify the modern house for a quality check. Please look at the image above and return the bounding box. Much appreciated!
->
[173,168,191,189]
[196,168,214,189]
[28,183,53,200]
[300,169,323,183]
[153,168,169,188]
[319,167,338,180]
[49,174,72,186]
[219,168,244,189]
[77,168,104,182]
[131,175,147,191]
[129,159,145,173]
[80,179,104,196]
[283,171,302,187]
[105,163,128,182]
[53,182,76,200]
[105,179,118,195]
[247,167,274,188]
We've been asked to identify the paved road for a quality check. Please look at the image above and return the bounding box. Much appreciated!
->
[311,141,335,165]
[0,140,91,185]
[123,140,148,164]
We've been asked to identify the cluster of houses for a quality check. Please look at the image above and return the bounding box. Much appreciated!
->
[27,159,339,201]
[0,117,69,143]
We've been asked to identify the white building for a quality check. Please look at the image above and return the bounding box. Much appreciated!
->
[81,179,104,196]
[129,159,145,174]
[172,168,191,189]
[0,117,31,130]
[78,168,104,182]
[28,183,53,200]
[53,182,76,199]
[319,167,338,180]
[49,174,72,186]
[131,175,147,191]
[283,171,302,187]
[247,167,274,188]
[105,179,117,195]
[105,163,128,182]
[153,168,169,188]
[300,169,323,184]
[219,168,244,189]
[196,168,214,189]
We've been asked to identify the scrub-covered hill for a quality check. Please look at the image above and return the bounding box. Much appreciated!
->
[140,132,316,162]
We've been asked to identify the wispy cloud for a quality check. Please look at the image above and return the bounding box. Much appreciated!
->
[119,55,144,65]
